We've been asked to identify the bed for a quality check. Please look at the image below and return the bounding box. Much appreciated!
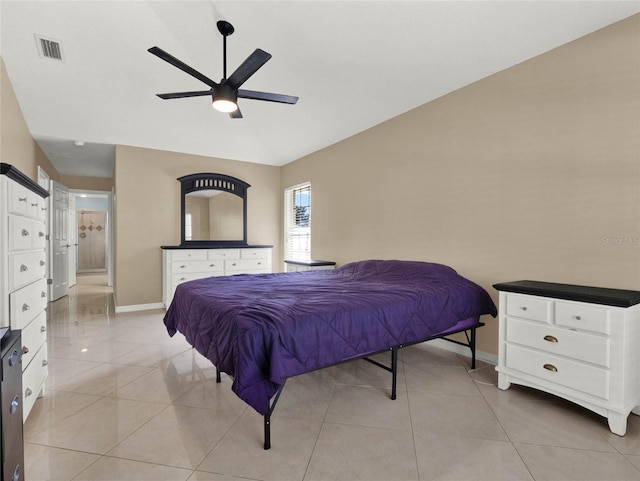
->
[164,259,497,448]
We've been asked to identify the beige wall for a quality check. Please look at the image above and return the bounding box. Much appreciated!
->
[113,145,281,307]
[1,59,60,182]
[60,175,114,192]
[281,15,640,356]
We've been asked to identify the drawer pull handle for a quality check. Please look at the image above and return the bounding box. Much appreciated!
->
[232,263,237,266]
[574,315,582,320]
[10,395,19,414]
[257,262,262,265]
[39,231,45,237]
[521,306,528,311]
[209,264,215,267]
[180,277,186,281]
[40,260,46,266]
[543,364,558,372]
[22,303,30,312]
[42,359,49,367]
[22,229,30,236]
[41,291,47,298]
[18,197,27,202]
[20,264,29,272]
[180,265,186,268]
[40,325,46,333]
[9,350,19,366]
[31,202,38,207]
[22,346,29,355]
[25,388,33,397]
[543,335,558,343]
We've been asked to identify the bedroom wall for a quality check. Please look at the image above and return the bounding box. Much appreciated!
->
[113,145,281,308]
[280,15,640,356]
[1,58,60,182]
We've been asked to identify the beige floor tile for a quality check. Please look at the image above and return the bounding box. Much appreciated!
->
[187,471,255,481]
[108,343,193,368]
[73,455,192,481]
[23,390,102,438]
[515,443,640,481]
[488,397,615,451]
[48,336,143,362]
[26,397,165,454]
[401,343,465,367]
[24,443,100,481]
[404,362,481,396]
[198,410,320,481]
[409,390,509,441]
[45,357,103,387]
[52,363,152,396]
[332,355,404,390]
[413,433,534,481]
[324,384,411,430]
[304,422,418,481]
[107,405,238,469]
[626,454,640,470]
[272,375,334,422]
[603,412,640,455]
[110,366,209,404]
[173,378,248,415]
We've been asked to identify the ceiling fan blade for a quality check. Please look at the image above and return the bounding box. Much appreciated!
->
[238,89,299,104]
[229,108,243,119]
[157,90,213,99]
[148,46,219,88]
[225,49,272,89]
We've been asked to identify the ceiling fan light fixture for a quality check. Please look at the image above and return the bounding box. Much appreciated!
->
[212,98,238,112]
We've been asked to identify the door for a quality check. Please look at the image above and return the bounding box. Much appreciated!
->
[50,181,69,301]
[77,210,107,272]
[68,194,77,287]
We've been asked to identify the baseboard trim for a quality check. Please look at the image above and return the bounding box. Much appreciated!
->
[114,302,164,313]
[428,338,498,366]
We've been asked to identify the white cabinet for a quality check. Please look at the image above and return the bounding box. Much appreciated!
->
[495,280,640,436]
[1,164,49,420]
[162,247,272,307]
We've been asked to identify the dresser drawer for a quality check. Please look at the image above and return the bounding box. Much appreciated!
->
[8,250,47,291]
[171,250,207,262]
[8,215,46,251]
[554,301,610,335]
[208,249,240,260]
[506,343,609,399]
[225,258,269,272]
[10,278,48,330]
[505,294,550,322]
[22,343,48,420]
[506,318,609,367]
[171,260,224,274]
[240,249,270,260]
[21,311,47,371]
[7,181,30,216]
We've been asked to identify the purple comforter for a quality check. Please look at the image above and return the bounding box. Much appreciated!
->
[164,259,497,414]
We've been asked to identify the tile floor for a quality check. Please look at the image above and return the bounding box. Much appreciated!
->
[23,273,640,481]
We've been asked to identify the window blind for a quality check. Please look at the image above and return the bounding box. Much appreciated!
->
[284,183,311,260]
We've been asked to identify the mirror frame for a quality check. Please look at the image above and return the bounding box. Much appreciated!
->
[178,172,250,247]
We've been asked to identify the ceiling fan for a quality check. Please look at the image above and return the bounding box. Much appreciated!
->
[148,20,298,118]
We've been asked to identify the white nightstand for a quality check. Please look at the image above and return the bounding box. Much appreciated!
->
[494,280,640,436]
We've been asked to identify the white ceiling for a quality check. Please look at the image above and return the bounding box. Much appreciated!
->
[2,1,639,178]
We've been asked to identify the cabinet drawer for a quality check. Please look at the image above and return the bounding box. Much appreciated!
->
[240,249,269,259]
[505,294,550,322]
[506,343,609,399]
[171,260,224,274]
[7,181,30,216]
[171,250,207,262]
[8,250,47,291]
[21,311,47,371]
[554,301,610,335]
[506,318,609,367]
[208,249,240,260]
[8,216,46,251]
[10,278,48,330]
[171,272,218,287]
[225,258,269,272]
[22,343,48,420]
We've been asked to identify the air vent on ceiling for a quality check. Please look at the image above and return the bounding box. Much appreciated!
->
[35,35,64,62]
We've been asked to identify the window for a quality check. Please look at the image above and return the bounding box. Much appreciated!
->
[185,213,193,241]
[284,182,311,260]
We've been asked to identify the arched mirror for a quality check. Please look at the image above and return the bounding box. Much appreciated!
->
[179,173,249,246]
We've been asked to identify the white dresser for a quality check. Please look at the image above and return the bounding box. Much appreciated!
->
[0,164,49,420]
[162,246,272,308]
[495,280,640,435]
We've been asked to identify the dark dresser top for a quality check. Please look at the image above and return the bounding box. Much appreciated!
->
[493,280,640,308]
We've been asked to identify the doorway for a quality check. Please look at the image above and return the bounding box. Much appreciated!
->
[77,210,107,272]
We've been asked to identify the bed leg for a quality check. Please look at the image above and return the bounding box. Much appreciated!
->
[470,327,477,370]
[263,380,287,450]
[216,368,221,383]
[391,347,398,401]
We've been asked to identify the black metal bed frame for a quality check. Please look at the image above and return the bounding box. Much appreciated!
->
[215,321,484,450]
